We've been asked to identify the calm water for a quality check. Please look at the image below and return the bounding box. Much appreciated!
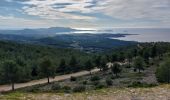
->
[111,28,170,42]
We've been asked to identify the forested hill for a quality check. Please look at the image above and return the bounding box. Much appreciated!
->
[0,40,92,84]
[0,40,92,64]
[1,40,170,86]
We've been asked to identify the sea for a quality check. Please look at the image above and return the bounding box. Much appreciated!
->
[111,28,170,42]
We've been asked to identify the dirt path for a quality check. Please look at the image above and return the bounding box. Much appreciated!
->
[0,68,100,92]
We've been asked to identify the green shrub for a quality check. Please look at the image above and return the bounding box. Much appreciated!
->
[110,75,116,79]
[51,83,61,90]
[106,78,113,86]
[90,75,100,81]
[128,81,157,88]
[95,83,106,89]
[156,58,170,83]
[82,80,87,85]
[70,76,77,81]
[124,64,131,68]
[73,85,86,92]
[26,85,41,93]
[62,85,71,93]
[28,88,40,92]
[62,85,71,90]
[133,68,137,72]
[27,86,40,93]
[92,81,100,86]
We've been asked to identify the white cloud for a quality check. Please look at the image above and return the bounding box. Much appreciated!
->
[0,15,99,29]
[20,0,101,20]
[22,5,94,20]
[0,15,58,29]
[20,0,170,24]
[102,0,170,21]
[1,0,170,28]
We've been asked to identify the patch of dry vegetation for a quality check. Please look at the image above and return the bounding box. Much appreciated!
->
[0,84,170,100]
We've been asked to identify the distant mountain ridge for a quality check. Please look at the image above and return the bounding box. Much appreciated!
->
[0,27,76,38]
[0,27,137,52]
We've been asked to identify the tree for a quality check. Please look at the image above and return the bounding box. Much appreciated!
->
[157,46,164,60]
[111,53,118,63]
[56,59,67,74]
[39,58,55,83]
[100,60,108,71]
[69,56,79,72]
[105,55,111,62]
[151,44,157,58]
[132,48,138,58]
[84,59,93,76]
[31,66,38,77]
[1,60,22,91]
[142,48,150,64]
[156,58,170,83]
[111,63,121,77]
[16,57,31,82]
[94,56,102,71]
[126,51,133,67]
[118,52,125,62]
[133,56,145,73]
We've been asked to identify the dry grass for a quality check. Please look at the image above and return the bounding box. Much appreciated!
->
[0,84,170,100]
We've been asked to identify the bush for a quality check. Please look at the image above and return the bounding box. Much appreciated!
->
[128,81,157,88]
[62,85,71,90]
[90,75,100,81]
[124,64,131,68]
[133,68,137,72]
[106,78,113,86]
[62,85,71,93]
[73,85,86,92]
[51,83,61,90]
[92,81,100,86]
[156,58,170,83]
[95,83,106,89]
[82,80,87,85]
[110,75,116,79]
[70,76,77,81]
[26,85,41,93]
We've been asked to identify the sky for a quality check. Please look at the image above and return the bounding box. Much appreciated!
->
[0,0,170,29]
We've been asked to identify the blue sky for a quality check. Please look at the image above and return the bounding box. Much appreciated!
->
[0,0,170,29]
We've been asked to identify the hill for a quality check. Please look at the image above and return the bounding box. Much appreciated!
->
[0,40,92,84]
[0,27,136,52]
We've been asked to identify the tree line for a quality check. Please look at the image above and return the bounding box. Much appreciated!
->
[0,41,170,90]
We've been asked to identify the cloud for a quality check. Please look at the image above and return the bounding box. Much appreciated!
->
[1,0,170,28]
[19,0,170,23]
[0,15,99,29]
[20,0,103,20]
[0,15,58,29]
[102,0,170,21]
